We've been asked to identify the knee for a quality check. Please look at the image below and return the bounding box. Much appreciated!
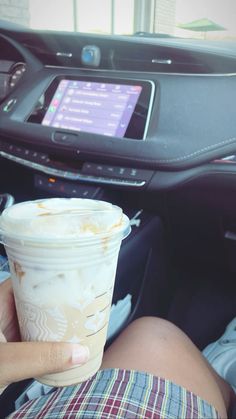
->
[130,316,176,333]
[128,316,189,346]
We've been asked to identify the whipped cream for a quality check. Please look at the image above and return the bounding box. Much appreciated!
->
[0,198,127,239]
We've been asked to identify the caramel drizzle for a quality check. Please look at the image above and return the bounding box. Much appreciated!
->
[13,261,25,283]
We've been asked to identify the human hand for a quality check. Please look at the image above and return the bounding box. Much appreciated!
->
[0,279,89,392]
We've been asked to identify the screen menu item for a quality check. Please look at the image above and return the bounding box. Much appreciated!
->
[42,79,142,138]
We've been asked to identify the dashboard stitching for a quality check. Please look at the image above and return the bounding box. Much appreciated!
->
[144,137,236,163]
[77,136,236,165]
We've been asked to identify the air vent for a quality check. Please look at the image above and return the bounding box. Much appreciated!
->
[112,44,209,73]
[20,33,236,74]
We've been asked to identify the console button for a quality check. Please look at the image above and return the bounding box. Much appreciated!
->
[52,132,78,144]
[34,174,100,198]
[22,149,48,163]
[8,145,22,157]
[129,169,138,177]
[82,163,105,176]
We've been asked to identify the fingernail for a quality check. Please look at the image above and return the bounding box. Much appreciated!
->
[72,345,90,365]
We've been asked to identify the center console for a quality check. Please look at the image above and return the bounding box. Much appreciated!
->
[0,72,156,190]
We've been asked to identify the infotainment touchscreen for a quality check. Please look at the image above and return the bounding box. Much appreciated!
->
[29,76,155,140]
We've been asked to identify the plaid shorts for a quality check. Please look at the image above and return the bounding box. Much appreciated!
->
[8,369,219,419]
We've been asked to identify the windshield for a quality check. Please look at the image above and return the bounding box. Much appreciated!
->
[0,0,235,41]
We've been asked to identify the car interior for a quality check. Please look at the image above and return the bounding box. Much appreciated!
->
[0,1,236,416]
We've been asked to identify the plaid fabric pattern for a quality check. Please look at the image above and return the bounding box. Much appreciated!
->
[8,369,219,419]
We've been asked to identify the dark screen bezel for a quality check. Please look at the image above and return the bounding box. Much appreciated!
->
[28,75,154,140]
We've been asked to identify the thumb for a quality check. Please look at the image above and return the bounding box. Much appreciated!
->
[0,341,89,389]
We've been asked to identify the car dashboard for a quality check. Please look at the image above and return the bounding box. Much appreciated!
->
[0,20,236,198]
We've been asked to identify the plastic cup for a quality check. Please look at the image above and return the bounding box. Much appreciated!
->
[0,198,130,386]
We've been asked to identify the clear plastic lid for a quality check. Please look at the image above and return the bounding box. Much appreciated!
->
[0,198,130,244]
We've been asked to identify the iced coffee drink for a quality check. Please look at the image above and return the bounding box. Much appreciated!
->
[0,198,130,386]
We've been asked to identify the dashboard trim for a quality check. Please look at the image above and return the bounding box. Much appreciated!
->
[0,151,146,188]
[45,65,236,77]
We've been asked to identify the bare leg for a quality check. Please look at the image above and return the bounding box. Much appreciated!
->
[102,317,233,418]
